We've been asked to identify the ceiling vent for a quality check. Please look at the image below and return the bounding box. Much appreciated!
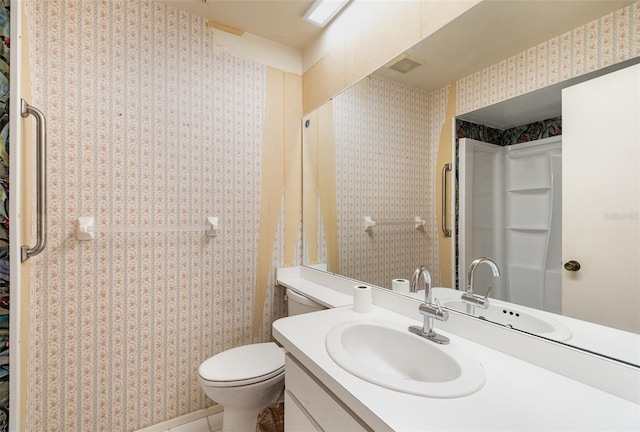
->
[385,54,425,74]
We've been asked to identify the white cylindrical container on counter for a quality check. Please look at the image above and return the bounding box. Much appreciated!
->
[392,278,410,293]
[353,285,373,313]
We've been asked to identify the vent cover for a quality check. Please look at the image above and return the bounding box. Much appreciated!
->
[386,54,425,74]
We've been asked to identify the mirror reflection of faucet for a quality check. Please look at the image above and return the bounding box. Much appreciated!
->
[408,265,450,344]
[462,257,501,316]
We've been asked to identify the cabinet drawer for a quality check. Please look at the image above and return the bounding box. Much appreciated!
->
[284,391,320,432]
[285,354,368,431]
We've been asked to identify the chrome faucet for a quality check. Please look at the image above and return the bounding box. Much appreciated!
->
[462,257,500,315]
[408,265,450,344]
[410,265,431,296]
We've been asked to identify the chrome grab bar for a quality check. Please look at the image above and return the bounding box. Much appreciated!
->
[21,99,48,262]
[441,163,452,237]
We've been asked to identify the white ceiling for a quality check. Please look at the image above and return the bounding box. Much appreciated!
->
[374,0,636,92]
[156,0,321,49]
[158,1,635,88]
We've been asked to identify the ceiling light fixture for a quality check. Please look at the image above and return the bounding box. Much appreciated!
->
[302,0,350,28]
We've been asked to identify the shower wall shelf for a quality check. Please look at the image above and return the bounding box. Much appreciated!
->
[507,187,552,193]
[507,227,550,232]
[363,216,426,231]
[77,216,219,240]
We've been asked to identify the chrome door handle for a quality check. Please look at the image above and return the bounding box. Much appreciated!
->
[564,260,581,272]
[441,163,452,237]
[21,99,48,262]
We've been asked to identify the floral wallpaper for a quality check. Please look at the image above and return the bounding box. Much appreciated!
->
[332,75,441,289]
[455,121,502,145]
[457,3,640,115]
[25,0,289,430]
[456,116,563,146]
[0,1,8,430]
[501,117,562,145]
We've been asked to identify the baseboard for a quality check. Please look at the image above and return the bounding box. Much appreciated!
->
[136,405,223,432]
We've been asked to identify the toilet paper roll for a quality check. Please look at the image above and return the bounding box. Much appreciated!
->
[392,278,410,294]
[353,285,373,313]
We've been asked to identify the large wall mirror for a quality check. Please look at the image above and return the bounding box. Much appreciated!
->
[302,1,640,367]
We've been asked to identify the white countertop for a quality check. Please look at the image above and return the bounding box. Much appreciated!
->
[273,305,640,431]
[422,288,640,367]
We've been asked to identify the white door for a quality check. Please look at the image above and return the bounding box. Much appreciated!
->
[561,63,640,333]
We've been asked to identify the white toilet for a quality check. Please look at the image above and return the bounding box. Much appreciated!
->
[198,288,326,432]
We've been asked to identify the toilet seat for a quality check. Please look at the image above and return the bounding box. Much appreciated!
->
[199,342,285,388]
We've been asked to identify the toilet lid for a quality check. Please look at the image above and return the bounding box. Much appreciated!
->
[199,342,285,385]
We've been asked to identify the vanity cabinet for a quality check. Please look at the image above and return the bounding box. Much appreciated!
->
[274,301,640,430]
[283,354,369,432]
[283,392,318,431]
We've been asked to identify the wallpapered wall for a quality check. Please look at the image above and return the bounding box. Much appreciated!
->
[456,2,640,115]
[331,75,446,288]
[456,117,562,146]
[25,0,294,430]
[20,0,640,431]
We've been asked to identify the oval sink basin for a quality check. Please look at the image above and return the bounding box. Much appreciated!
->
[443,299,572,342]
[325,320,485,398]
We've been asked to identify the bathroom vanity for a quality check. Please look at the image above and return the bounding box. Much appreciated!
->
[274,267,640,431]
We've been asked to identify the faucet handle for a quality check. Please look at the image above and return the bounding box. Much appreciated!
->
[484,284,492,301]
[434,298,449,321]
[433,298,443,314]
[418,298,449,321]
[461,285,492,309]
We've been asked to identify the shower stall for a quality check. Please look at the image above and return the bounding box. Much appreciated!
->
[458,136,562,314]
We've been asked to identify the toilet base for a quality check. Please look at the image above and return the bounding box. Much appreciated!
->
[222,405,268,432]
[220,386,283,432]
[200,374,284,432]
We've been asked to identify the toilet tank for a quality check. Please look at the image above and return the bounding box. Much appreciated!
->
[286,288,327,316]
